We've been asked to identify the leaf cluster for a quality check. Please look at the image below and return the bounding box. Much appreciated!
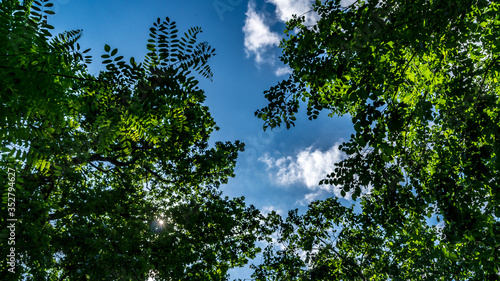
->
[255,0,500,279]
[0,1,262,280]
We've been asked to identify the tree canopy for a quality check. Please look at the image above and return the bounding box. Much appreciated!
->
[2,0,500,279]
[255,0,500,279]
[1,0,262,280]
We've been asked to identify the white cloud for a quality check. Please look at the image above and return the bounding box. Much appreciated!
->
[261,205,283,215]
[260,144,376,202]
[296,189,325,206]
[260,144,347,197]
[266,0,319,26]
[243,1,281,64]
[243,0,318,67]
[274,66,293,76]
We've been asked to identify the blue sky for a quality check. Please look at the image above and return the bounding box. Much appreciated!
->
[48,0,355,278]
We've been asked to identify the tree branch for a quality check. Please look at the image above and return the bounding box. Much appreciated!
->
[88,154,139,167]
[143,165,174,184]
[0,64,101,82]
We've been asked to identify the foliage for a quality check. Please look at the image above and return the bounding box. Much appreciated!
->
[0,1,262,280]
[255,0,500,279]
